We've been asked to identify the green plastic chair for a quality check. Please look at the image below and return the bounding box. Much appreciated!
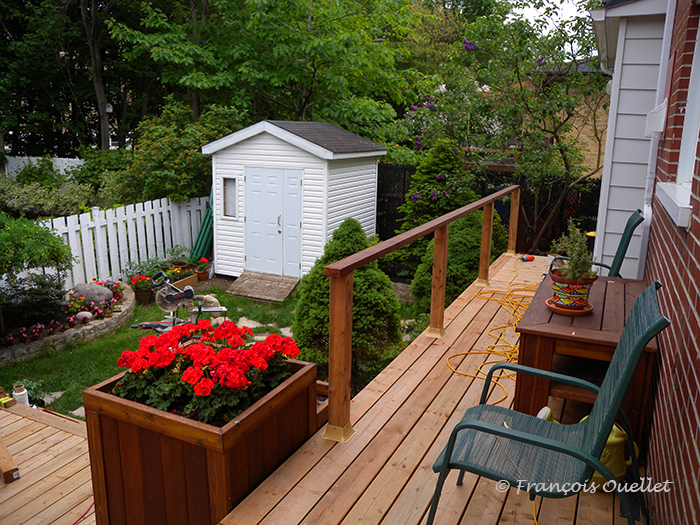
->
[427,281,669,525]
[593,208,644,278]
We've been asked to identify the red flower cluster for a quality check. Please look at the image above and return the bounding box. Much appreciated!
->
[117,320,299,397]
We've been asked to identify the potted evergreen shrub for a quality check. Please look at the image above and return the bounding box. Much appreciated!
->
[548,220,598,313]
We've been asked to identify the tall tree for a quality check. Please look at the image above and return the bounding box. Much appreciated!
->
[459,0,608,252]
[80,0,116,150]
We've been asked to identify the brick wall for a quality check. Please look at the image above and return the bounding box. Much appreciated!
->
[644,1,700,523]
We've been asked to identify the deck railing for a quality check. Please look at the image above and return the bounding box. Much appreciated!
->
[321,185,521,442]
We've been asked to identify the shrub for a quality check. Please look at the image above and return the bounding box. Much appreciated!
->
[0,213,73,334]
[411,211,508,315]
[0,176,96,219]
[68,146,127,190]
[292,218,402,392]
[15,155,63,187]
[394,139,479,271]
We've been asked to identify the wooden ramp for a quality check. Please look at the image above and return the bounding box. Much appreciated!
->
[0,404,94,524]
[222,254,626,525]
[227,271,300,302]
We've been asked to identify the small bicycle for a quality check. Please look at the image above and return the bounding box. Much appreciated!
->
[131,271,227,334]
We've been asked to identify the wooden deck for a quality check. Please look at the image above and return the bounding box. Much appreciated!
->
[0,254,629,525]
[221,254,627,525]
[0,403,94,524]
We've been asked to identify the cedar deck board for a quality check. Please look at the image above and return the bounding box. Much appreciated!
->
[0,407,91,524]
[223,255,620,525]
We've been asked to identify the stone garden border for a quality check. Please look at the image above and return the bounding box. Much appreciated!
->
[0,285,136,366]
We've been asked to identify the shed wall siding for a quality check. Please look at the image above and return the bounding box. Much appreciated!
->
[326,158,378,239]
[594,15,665,278]
[212,133,326,277]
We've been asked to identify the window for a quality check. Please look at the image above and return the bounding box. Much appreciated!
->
[223,178,237,218]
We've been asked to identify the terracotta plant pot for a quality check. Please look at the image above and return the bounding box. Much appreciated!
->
[83,360,317,525]
[549,269,598,310]
[195,269,208,281]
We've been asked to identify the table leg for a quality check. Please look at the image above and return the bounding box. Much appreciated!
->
[515,334,555,415]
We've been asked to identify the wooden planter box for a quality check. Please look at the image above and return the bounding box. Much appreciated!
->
[172,273,199,289]
[84,360,317,525]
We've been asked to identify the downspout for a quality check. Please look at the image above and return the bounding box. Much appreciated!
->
[637,0,677,280]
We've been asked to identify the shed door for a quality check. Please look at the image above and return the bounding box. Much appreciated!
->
[245,168,302,276]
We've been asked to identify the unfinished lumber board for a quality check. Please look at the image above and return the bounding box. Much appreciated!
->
[221,293,496,525]
[576,488,615,525]
[498,489,542,525]
[6,403,87,438]
[49,495,95,525]
[0,453,89,519]
[0,441,88,505]
[1,465,91,524]
[536,494,577,525]
[7,426,58,456]
[22,478,93,525]
[0,437,19,483]
[381,385,514,525]
[15,434,84,476]
[455,476,509,525]
[1,421,46,448]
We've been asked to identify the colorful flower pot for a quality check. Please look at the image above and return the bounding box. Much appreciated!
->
[549,269,598,310]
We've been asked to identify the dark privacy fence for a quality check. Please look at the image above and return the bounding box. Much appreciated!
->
[376,164,601,253]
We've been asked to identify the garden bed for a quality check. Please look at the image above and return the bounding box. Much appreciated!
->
[0,286,136,366]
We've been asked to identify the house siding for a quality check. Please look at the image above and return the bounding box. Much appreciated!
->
[595,15,665,278]
[644,1,700,524]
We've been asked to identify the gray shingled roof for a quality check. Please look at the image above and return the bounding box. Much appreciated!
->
[267,121,386,154]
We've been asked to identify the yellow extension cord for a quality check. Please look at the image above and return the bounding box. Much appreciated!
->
[445,257,541,524]
[446,257,539,405]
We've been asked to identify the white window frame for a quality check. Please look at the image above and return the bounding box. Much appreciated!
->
[223,177,237,218]
[656,45,699,228]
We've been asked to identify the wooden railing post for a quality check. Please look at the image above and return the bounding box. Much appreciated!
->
[428,225,448,338]
[322,271,356,443]
[508,186,520,255]
[477,202,494,285]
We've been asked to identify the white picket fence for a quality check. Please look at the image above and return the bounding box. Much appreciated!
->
[42,197,210,288]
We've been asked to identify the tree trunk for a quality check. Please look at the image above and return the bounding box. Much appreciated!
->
[80,0,115,150]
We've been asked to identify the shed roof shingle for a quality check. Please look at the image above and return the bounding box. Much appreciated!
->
[267,121,385,154]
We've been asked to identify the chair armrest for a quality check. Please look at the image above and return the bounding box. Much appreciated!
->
[591,261,612,271]
[480,363,600,404]
[443,419,615,495]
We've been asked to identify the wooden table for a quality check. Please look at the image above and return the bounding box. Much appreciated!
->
[515,275,657,451]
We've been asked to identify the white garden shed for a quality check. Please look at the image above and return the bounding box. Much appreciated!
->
[202,120,386,278]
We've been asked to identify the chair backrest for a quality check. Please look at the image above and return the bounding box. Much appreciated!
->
[606,209,644,277]
[583,281,669,459]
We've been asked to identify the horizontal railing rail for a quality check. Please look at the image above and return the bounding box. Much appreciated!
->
[321,185,520,442]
